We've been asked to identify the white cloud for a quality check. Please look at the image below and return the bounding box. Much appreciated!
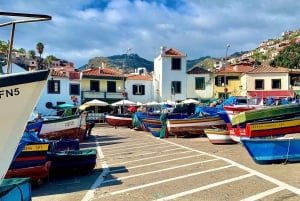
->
[0,0,300,67]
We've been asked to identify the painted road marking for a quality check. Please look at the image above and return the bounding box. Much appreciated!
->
[240,186,285,201]
[108,150,193,166]
[82,132,300,201]
[109,154,206,173]
[154,173,253,201]
[110,165,234,195]
[103,158,219,184]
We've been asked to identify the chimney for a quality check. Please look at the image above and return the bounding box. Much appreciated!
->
[160,46,166,55]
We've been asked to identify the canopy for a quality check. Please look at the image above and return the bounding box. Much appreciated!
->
[146,101,160,106]
[55,103,75,109]
[179,99,200,104]
[84,99,109,106]
[111,99,136,106]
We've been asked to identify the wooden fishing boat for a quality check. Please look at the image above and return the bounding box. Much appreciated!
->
[142,118,163,137]
[0,178,31,201]
[231,103,300,126]
[0,69,50,182]
[242,116,300,138]
[166,113,226,137]
[105,113,133,128]
[38,111,87,142]
[241,137,300,164]
[226,123,245,143]
[204,128,237,144]
[47,149,97,175]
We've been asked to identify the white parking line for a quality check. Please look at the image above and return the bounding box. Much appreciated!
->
[164,140,300,196]
[103,158,219,184]
[110,165,234,195]
[240,186,285,201]
[154,173,253,201]
[110,154,205,173]
[109,150,193,166]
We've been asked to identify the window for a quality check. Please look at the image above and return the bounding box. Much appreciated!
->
[70,84,80,95]
[107,81,116,92]
[48,80,60,94]
[171,58,181,70]
[133,84,145,95]
[215,76,227,86]
[90,80,99,92]
[255,79,264,90]
[195,77,205,90]
[272,79,281,89]
[171,81,181,94]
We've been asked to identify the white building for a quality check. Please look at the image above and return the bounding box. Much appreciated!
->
[125,67,153,104]
[153,47,187,103]
[186,66,214,100]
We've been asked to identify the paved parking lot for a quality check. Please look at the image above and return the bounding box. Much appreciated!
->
[33,125,300,201]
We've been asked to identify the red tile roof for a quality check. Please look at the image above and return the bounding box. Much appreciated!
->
[82,67,123,78]
[164,48,185,56]
[247,65,289,73]
[51,70,67,77]
[126,73,152,81]
[216,63,254,74]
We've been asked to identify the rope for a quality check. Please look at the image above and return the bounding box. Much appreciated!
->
[283,138,291,165]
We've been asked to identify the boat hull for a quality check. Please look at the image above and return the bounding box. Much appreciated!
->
[231,104,300,126]
[105,114,133,128]
[0,69,50,181]
[244,116,300,138]
[204,129,237,144]
[241,138,300,164]
[167,116,226,137]
[0,178,31,201]
[47,149,97,175]
[142,118,163,137]
[39,115,86,141]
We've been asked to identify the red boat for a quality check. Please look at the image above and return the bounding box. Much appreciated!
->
[6,142,51,184]
[105,113,133,128]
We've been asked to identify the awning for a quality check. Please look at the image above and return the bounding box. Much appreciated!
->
[247,90,294,98]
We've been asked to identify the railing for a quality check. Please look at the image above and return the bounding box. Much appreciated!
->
[82,91,124,99]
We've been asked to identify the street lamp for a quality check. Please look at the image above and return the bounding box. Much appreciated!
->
[121,48,131,113]
[224,44,230,99]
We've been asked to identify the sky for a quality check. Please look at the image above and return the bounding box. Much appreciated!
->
[1,0,300,68]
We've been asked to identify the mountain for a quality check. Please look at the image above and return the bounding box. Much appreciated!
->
[78,54,215,72]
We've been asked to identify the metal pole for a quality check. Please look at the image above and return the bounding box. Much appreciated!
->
[224,44,230,99]
[122,48,131,114]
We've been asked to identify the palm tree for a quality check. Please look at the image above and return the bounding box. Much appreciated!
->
[36,42,44,69]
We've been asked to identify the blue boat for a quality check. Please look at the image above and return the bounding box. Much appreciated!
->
[241,137,300,164]
[0,178,31,201]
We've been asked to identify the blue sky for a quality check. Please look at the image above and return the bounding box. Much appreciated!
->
[1,0,300,67]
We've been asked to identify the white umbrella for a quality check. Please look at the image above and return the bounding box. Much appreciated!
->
[146,101,160,106]
[180,99,200,104]
[111,99,136,106]
[84,99,109,106]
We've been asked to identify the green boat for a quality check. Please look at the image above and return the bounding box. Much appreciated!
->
[231,103,300,126]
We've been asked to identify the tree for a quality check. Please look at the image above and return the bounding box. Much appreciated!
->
[28,50,36,58]
[36,42,44,69]
[270,43,300,68]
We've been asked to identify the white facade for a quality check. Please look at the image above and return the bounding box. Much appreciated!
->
[35,75,82,115]
[125,77,153,104]
[153,47,187,103]
[186,73,214,99]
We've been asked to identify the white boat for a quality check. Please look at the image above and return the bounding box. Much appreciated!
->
[0,69,50,182]
[204,128,237,144]
[38,106,88,142]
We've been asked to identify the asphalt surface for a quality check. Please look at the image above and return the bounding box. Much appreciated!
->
[32,124,300,201]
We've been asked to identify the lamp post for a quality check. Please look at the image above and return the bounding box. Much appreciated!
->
[122,48,131,114]
[224,44,230,99]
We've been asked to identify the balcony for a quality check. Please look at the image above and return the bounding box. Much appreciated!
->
[82,91,124,100]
